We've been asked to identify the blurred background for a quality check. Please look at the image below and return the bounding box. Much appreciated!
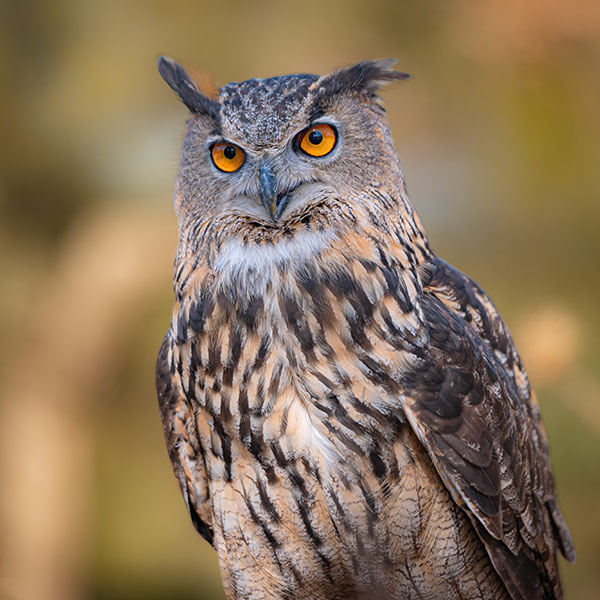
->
[1,1,599,599]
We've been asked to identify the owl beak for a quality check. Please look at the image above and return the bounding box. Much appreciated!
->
[260,164,278,221]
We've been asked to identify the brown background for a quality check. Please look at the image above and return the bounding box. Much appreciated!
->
[1,1,599,598]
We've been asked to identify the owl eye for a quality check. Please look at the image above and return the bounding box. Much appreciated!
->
[211,142,246,172]
[297,123,337,157]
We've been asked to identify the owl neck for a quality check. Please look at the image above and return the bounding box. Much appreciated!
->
[174,186,431,305]
[169,190,432,438]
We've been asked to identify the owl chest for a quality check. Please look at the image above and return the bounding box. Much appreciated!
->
[180,298,412,461]
[176,266,423,477]
[173,276,457,596]
[184,335,392,472]
[187,345,462,599]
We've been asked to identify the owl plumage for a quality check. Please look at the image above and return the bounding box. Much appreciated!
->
[156,57,574,600]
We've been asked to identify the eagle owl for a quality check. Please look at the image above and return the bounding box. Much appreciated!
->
[156,56,574,600]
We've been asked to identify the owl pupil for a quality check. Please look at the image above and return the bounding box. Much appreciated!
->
[308,130,323,145]
[224,145,236,159]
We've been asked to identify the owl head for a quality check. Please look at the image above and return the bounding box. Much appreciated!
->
[159,57,411,255]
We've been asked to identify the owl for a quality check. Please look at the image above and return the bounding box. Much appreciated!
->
[156,56,574,600]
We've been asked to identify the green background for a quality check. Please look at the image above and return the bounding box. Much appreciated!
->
[1,1,598,598]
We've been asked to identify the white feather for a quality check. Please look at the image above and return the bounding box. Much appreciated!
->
[215,228,336,278]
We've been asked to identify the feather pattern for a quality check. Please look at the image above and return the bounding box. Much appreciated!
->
[156,58,573,600]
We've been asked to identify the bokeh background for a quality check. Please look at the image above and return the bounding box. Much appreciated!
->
[1,1,599,599]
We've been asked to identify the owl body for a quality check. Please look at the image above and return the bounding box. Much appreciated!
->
[156,58,574,599]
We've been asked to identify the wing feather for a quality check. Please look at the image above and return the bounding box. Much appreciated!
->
[156,333,214,545]
[401,258,574,600]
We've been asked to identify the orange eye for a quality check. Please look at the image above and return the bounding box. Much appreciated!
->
[211,142,245,172]
[298,123,337,157]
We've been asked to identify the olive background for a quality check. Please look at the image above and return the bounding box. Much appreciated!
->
[1,1,599,599]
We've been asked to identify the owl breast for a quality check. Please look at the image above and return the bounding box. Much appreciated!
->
[169,232,508,599]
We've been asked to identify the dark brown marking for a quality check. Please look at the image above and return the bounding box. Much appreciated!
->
[189,292,214,335]
[246,497,280,550]
[239,296,263,329]
[238,388,251,444]
[369,448,387,479]
[257,477,281,522]
[270,441,288,468]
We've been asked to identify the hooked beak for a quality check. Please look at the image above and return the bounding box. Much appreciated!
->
[260,164,289,222]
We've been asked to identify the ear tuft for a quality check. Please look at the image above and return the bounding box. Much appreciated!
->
[363,58,412,90]
[310,59,410,117]
[322,59,410,97]
[157,56,220,119]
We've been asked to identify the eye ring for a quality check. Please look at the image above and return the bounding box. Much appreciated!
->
[211,142,245,172]
[296,123,337,158]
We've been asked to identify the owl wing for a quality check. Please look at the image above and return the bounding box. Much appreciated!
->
[401,258,574,600]
[156,333,214,545]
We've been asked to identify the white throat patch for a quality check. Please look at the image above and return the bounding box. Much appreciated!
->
[214,229,336,281]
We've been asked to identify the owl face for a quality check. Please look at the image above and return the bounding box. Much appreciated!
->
[159,58,410,248]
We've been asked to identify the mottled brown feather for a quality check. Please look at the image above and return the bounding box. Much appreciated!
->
[404,258,575,599]
[156,58,573,600]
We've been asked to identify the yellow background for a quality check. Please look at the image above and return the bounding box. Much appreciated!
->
[1,1,599,598]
